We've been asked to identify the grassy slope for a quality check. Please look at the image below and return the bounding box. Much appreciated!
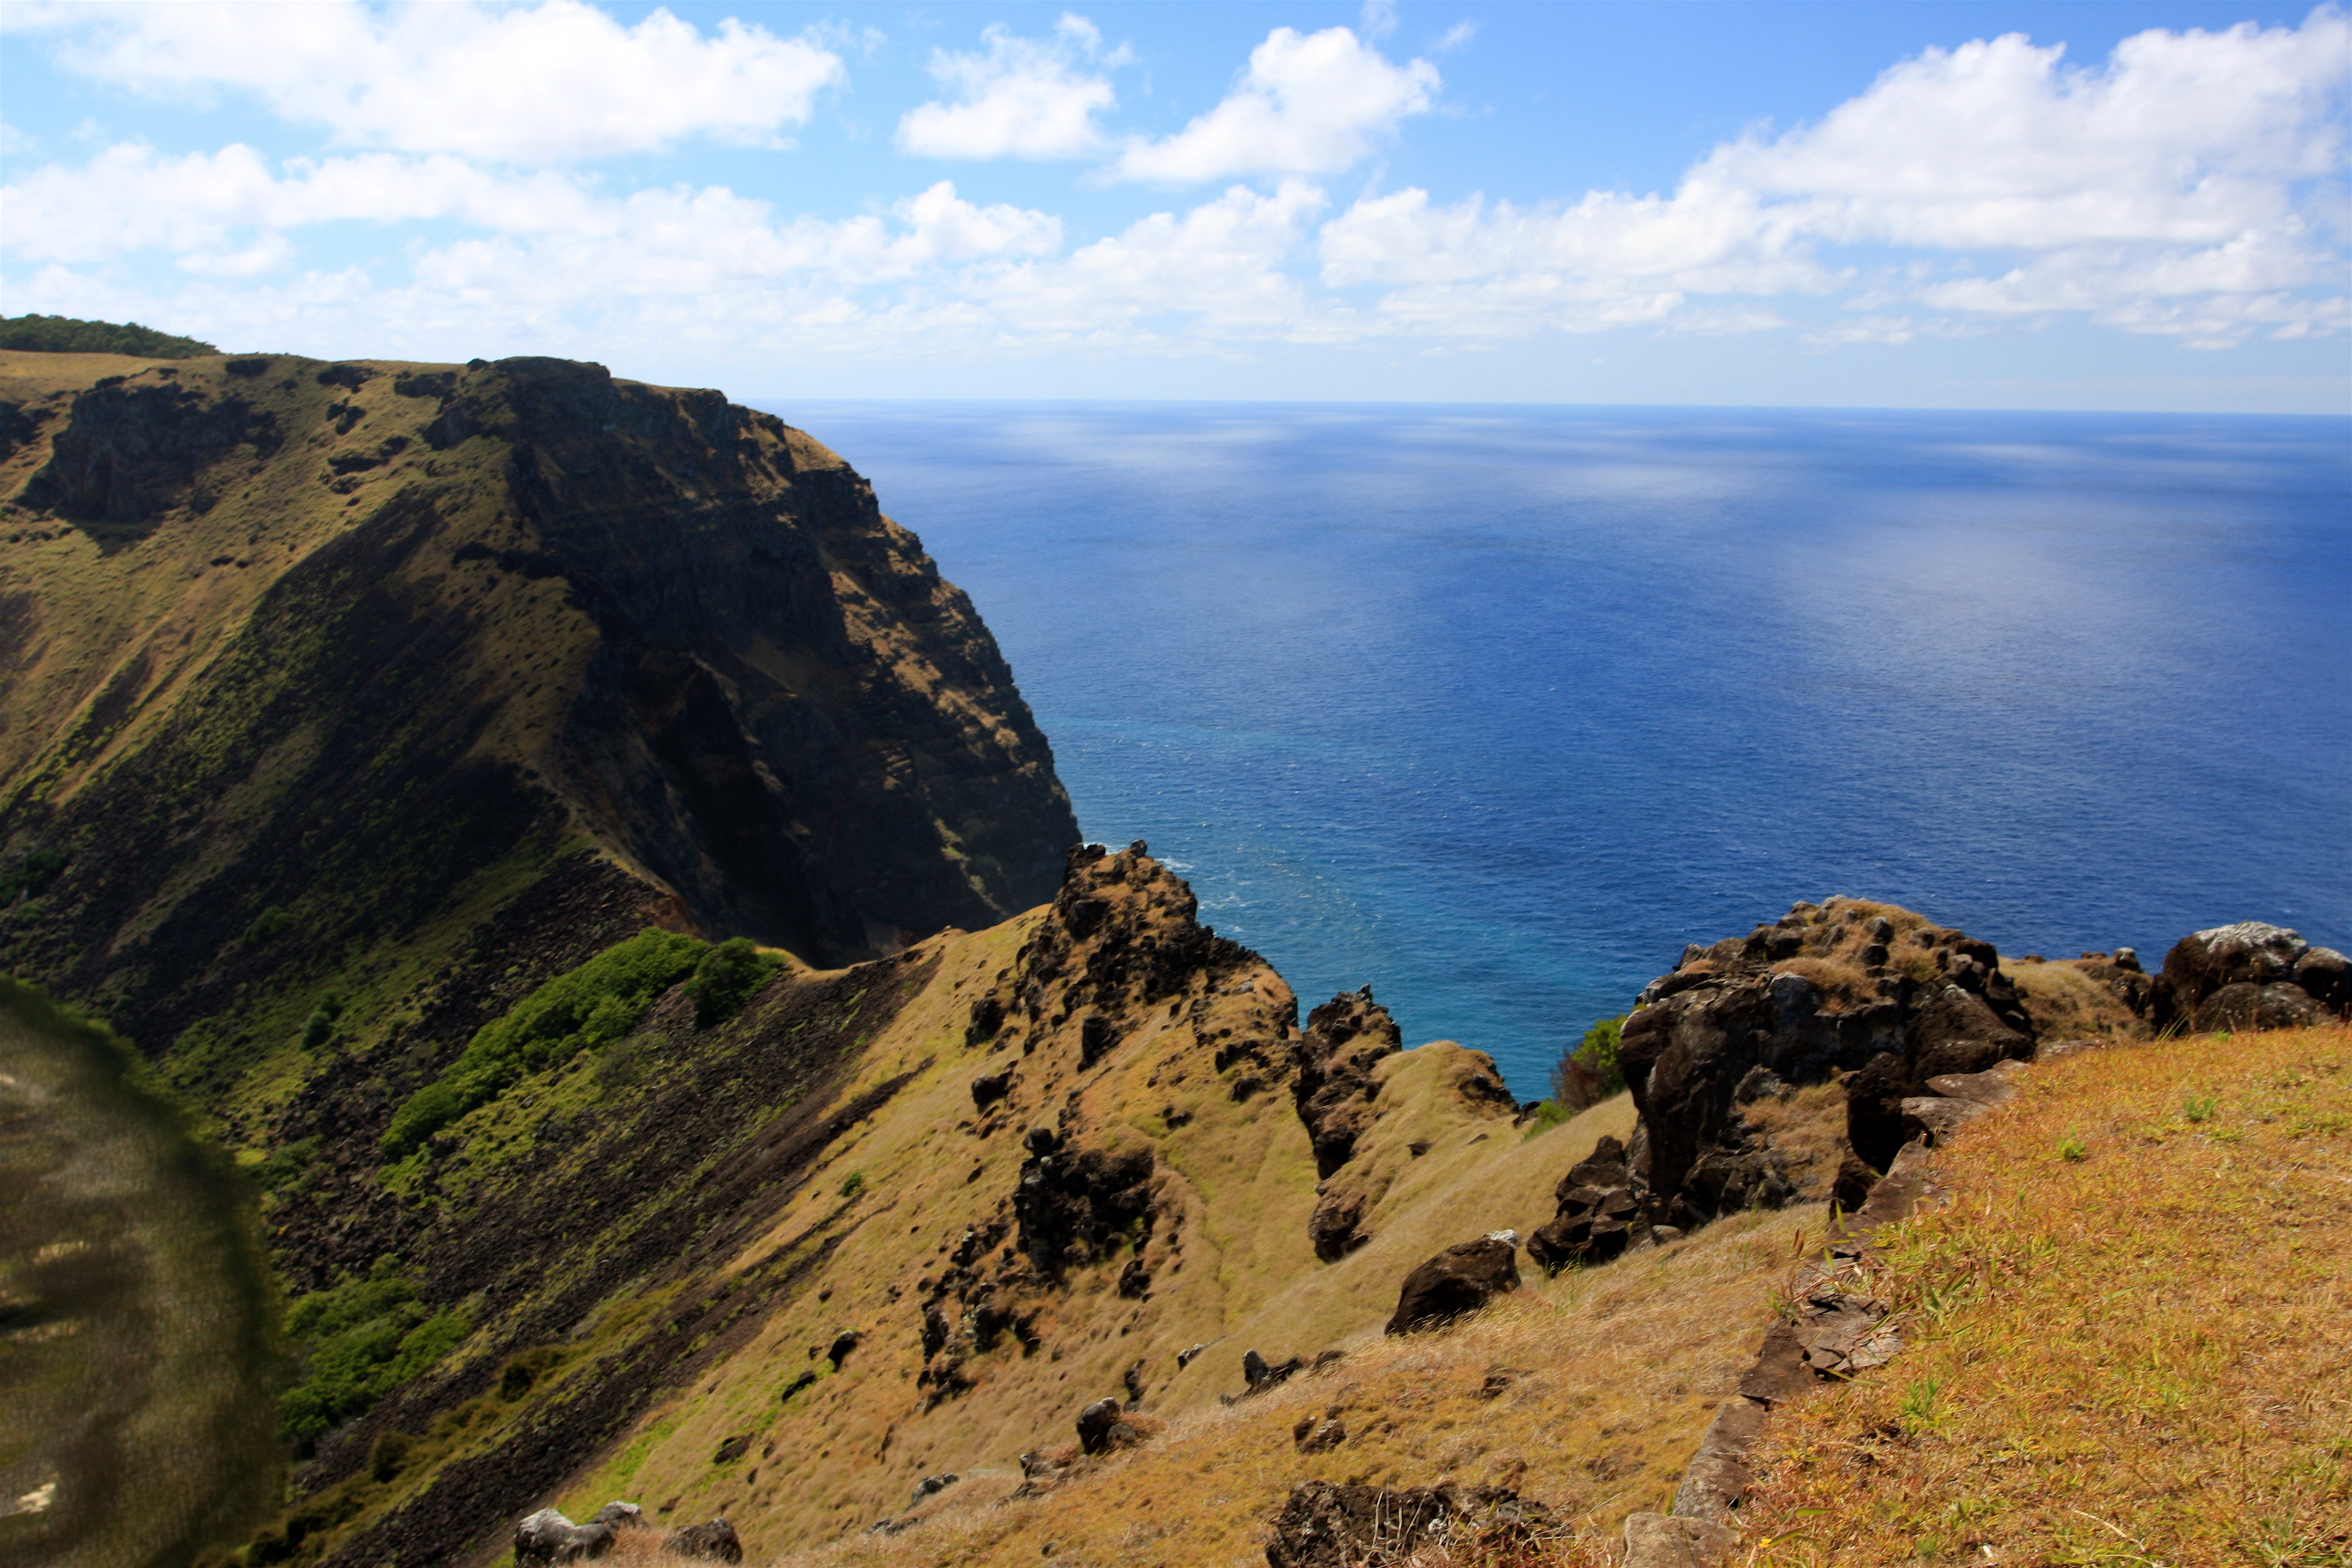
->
[0,348,612,1126]
[1743,1024,2351,1566]
[768,1203,1822,1567]
[1,346,1078,1567]
[477,846,1716,1563]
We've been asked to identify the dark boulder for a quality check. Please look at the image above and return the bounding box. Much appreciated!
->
[2294,947,2351,1016]
[1075,1396,1123,1454]
[1242,1348,1305,1393]
[1624,901,2038,1207]
[970,1068,1013,1109]
[665,1518,743,1563]
[1013,1137,1154,1273]
[1306,1187,1368,1262]
[1527,1184,1642,1272]
[1289,986,1402,1180]
[1074,1394,1154,1454]
[1559,1133,1628,1194]
[2154,921,2311,1028]
[514,1509,616,1566]
[826,1328,862,1368]
[2194,982,2323,1033]
[1845,1052,1915,1174]
[1385,1236,1519,1334]
[1829,1151,1879,1215]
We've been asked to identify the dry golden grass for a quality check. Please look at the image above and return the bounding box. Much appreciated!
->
[2001,958,2148,1044]
[761,1204,1826,1568]
[1739,1082,1851,1200]
[1740,1023,2352,1566]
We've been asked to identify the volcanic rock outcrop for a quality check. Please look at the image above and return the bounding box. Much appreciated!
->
[1604,898,2040,1231]
[2152,921,2347,1032]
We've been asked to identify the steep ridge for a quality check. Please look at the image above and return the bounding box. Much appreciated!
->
[337,842,1574,1566]
[0,347,1076,1042]
[0,348,1077,1564]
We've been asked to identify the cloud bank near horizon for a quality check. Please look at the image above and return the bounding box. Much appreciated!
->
[2,1,2345,393]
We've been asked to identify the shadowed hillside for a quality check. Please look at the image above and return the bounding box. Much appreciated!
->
[0,347,1077,1565]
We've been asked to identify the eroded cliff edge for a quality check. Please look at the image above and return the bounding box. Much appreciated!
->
[0,348,1076,1042]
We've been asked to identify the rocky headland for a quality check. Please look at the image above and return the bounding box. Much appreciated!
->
[2,345,2344,1568]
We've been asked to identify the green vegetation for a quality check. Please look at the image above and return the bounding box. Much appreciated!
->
[279,1257,470,1444]
[299,994,342,1051]
[0,846,67,904]
[1520,1099,1573,1138]
[241,904,295,945]
[838,1171,867,1200]
[1547,1013,1627,1106]
[688,935,783,1027]
[255,1135,323,1193]
[1,313,219,358]
[379,928,706,1158]
[368,1431,413,1484]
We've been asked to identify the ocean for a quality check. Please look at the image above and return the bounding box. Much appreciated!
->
[771,401,2352,1098]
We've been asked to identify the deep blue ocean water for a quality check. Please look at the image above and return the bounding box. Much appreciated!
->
[771,402,2352,1097]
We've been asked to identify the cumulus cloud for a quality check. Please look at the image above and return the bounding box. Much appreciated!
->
[1312,8,2350,345]
[1112,25,1439,183]
[898,15,1128,160]
[979,180,1333,339]
[1704,15,2348,249]
[10,0,844,162]
[2,7,2343,364]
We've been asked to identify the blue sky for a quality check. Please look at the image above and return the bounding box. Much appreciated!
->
[3,1,2347,410]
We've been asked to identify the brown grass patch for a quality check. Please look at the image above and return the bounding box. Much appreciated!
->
[1768,957,1871,1004]
[1740,1023,2352,1566]
[1739,1081,1851,1200]
[762,1204,1828,1568]
[2001,958,2146,1044]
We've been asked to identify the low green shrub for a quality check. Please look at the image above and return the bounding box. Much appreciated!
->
[1,313,218,357]
[379,928,705,1158]
[1549,1014,1628,1105]
[255,1135,322,1192]
[687,936,782,1028]
[242,905,294,945]
[369,1429,413,1483]
[279,1256,470,1443]
[1520,1100,1573,1139]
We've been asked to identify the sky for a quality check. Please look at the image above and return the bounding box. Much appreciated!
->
[2,1,2347,411]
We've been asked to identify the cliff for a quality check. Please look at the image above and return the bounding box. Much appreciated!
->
[0,347,1074,1054]
[0,347,1072,1566]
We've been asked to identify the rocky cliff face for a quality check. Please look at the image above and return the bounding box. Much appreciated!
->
[0,346,1073,1564]
[0,348,1074,1054]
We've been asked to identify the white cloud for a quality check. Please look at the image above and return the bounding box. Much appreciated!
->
[1310,8,2349,345]
[977,180,1334,340]
[899,15,1128,160]
[1,143,601,261]
[2,8,2342,366]
[1704,15,2350,249]
[11,0,845,163]
[1112,26,1439,183]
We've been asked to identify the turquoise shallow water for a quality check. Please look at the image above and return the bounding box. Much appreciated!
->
[773,401,2352,1096]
